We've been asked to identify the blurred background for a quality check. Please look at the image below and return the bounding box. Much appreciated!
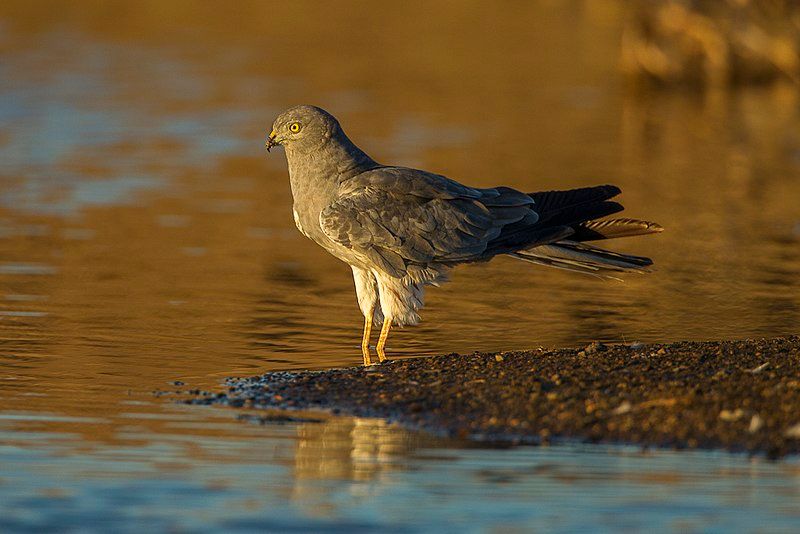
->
[1,1,800,531]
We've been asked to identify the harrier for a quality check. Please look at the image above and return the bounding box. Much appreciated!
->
[266,106,662,365]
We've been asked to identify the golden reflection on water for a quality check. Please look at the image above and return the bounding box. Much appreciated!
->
[0,0,798,485]
[289,416,433,513]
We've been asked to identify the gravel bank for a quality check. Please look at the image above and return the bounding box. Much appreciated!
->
[189,336,800,458]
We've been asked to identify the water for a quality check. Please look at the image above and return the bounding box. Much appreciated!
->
[3,412,800,532]
[1,2,799,531]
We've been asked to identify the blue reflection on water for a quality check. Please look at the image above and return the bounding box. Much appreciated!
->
[0,33,257,216]
[1,410,799,533]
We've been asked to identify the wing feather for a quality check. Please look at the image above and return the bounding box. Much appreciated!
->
[321,167,536,277]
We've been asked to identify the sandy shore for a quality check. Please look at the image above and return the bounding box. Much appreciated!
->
[189,336,800,458]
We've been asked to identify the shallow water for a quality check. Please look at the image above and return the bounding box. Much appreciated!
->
[4,408,800,532]
[1,2,800,531]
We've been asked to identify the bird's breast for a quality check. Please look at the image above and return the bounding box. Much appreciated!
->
[292,208,312,239]
[287,159,367,267]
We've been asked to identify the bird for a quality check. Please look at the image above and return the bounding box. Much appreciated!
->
[265,105,662,365]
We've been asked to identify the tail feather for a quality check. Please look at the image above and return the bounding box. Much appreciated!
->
[528,185,621,218]
[553,201,624,227]
[572,218,664,242]
[490,184,661,277]
[509,252,620,279]
[512,240,653,279]
[527,185,621,225]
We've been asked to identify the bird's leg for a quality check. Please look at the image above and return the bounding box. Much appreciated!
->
[375,316,392,363]
[361,307,374,366]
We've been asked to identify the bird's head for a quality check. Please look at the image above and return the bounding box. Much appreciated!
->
[265,105,340,154]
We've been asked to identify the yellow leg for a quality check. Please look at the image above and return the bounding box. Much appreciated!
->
[376,316,392,362]
[361,309,374,366]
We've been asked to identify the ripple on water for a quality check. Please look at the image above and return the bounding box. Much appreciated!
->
[0,310,48,317]
[0,263,57,275]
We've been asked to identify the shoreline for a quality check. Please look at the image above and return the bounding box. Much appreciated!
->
[189,336,800,458]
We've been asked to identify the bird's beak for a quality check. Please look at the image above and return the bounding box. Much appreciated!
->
[265,130,280,152]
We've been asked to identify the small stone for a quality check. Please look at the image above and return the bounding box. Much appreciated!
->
[785,423,800,439]
[612,401,632,415]
[495,354,504,362]
[583,341,606,355]
[719,408,745,421]
[748,414,764,434]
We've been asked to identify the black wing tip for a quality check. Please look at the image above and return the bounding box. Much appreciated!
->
[603,201,625,215]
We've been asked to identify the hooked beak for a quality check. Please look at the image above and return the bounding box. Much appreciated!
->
[265,130,280,152]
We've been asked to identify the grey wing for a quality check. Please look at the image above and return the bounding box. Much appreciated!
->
[340,166,540,210]
[320,168,539,278]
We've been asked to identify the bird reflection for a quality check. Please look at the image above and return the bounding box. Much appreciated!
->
[288,416,437,508]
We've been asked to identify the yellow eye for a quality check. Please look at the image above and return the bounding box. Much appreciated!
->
[289,122,301,133]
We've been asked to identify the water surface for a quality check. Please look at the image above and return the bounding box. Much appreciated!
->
[1,2,799,531]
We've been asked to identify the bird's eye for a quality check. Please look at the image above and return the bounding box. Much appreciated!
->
[289,122,301,133]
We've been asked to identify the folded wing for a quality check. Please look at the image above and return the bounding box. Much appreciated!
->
[321,167,536,278]
[321,168,662,280]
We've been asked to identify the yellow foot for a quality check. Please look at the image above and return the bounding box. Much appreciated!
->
[362,343,372,366]
[361,311,374,366]
[375,316,391,363]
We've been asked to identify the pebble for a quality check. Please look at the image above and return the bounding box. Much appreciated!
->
[748,414,764,434]
[785,423,800,439]
[612,401,632,415]
[583,341,606,355]
[719,409,745,421]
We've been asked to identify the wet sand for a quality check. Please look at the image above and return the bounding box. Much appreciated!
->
[190,336,800,458]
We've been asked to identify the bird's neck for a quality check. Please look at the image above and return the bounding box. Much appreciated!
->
[286,133,377,188]
[285,134,378,233]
